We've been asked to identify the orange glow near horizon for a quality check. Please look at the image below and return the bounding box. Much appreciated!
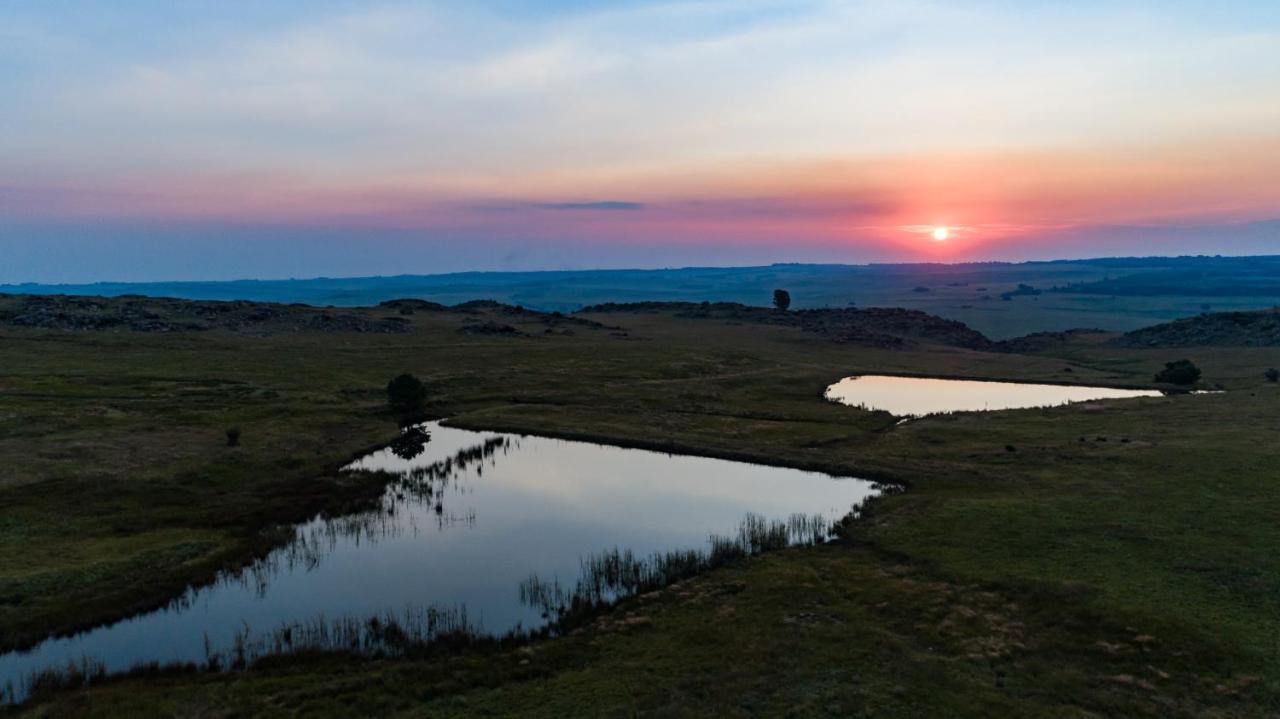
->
[8,136,1280,265]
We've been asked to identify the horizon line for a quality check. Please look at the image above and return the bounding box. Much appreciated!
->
[3,252,1276,290]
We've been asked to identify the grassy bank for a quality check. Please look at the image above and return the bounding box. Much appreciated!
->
[3,302,1279,715]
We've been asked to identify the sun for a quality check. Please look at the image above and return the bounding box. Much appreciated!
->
[931,226,950,241]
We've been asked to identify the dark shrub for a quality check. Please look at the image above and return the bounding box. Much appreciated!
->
[225,427,241,447]
[1266,368,1279,383]
[387,373,428,414]
[1154,359,1201,385]
[772,289,791,312]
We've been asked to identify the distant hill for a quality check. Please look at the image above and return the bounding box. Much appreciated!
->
[1117,309,1280,347]
[6,255,1280,339]
[13,291,1280,355]
[1052,255,1280,296]
[0,293,996,351]
[581,301,992,350]
[0,294,602,337]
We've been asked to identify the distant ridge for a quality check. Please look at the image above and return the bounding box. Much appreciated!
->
[1117,309,1280,347]
[7,255,1280,306]
[6,256,1280,340]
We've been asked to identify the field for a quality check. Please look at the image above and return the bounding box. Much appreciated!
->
[1,298,1278,716]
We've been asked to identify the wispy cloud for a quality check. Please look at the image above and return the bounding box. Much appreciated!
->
[2,1,1280,278]
[534,201,645,211]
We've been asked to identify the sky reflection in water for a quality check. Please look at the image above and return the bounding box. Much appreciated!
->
[825,375,1163,417]
[1,422,878,697]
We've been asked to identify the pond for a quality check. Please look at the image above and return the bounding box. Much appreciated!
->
[1,422,879,702]
[824,374,1164,417]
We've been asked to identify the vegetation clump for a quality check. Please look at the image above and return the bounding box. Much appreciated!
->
[386,374,428,415]
[520,512,836,628]
[1154,359,1201,385]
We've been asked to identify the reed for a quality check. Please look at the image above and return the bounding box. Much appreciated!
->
[6,604,505,706]
[520,511,839,627]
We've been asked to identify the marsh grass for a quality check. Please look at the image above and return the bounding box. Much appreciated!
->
[520,512,838,627]
[6,604,506,706]
[3,509,852,707]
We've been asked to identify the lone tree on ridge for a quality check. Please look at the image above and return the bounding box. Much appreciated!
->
[773,289,792,312]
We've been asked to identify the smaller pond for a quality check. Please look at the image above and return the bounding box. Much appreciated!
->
[825,374,1164,417]
[1,422,880,704]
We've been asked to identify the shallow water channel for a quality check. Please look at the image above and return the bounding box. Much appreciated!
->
[825,374,1164,417]
[1,422,879,701]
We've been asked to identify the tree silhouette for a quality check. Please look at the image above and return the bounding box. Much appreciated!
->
[1154,360,1201,385]
[387,373,428,414]
[773,289,791,312]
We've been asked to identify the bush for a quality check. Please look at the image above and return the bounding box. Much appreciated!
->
[387,373,428,414]
[225,427,241,447]
[1265,368,1279,383]
[1154,359,1201,385]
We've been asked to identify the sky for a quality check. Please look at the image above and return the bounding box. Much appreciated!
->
[2,0,1279,283]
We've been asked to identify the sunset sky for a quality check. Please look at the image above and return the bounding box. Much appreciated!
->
[3,1,1279,282]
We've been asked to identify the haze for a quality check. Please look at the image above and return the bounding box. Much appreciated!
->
[3,1,1280,282]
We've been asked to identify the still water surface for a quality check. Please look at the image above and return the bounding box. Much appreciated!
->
[825,374,1163,417]
[1,422,878,698]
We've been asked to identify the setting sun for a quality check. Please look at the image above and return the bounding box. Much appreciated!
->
[932,226,950,241]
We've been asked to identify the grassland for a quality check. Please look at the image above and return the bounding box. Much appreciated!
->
[2,299,1278,716]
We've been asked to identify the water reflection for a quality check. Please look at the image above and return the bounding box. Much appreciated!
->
[825,374,1163,417]
[1,422,879,703]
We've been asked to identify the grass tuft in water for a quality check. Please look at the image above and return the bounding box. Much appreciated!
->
[520,512,837,627]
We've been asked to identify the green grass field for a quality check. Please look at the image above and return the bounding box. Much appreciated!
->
[2,303,1278,716]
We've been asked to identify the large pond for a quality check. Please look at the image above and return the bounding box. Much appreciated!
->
[825,374,1163,417]
[1,422,879,702]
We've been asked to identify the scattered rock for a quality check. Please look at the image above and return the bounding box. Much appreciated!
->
[1095,640,1128,656]
[1107,674,1157,691]
[458,321,520,336]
